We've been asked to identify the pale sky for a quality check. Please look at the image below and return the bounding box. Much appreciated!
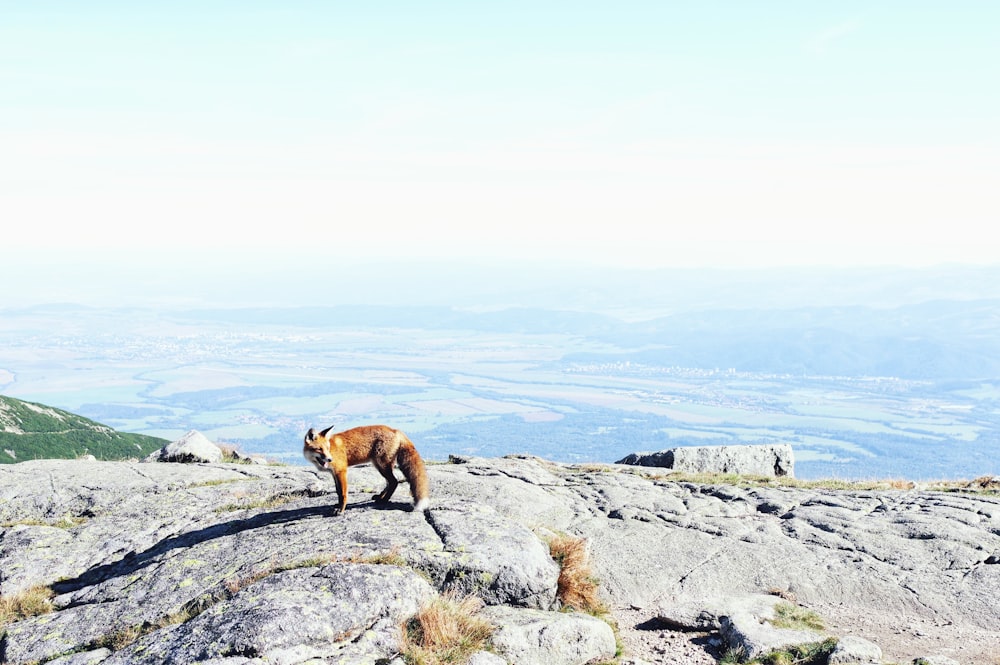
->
[3,2,999,271]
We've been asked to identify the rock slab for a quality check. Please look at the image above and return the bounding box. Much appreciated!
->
[617,443,795,477]
[3,455,1000,664]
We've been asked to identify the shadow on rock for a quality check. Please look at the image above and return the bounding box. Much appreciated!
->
[51,503,337,594]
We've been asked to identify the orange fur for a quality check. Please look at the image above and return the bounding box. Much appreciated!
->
[303,424,430,515]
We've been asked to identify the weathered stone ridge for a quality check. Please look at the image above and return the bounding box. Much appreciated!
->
[617,443,795,477]
[1,455,998,664]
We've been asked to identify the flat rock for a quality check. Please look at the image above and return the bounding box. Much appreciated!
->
[100,563,434,665]
[484,605,617,665]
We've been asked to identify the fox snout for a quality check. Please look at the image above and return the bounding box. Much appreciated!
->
[303,446,332,471]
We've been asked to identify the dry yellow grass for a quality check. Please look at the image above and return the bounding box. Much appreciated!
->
[400,594,494,665]
[972,475,1000,490]
[0,585,54,631]
[549,534,605,615]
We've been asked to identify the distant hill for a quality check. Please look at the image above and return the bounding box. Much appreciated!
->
[0,395,167,464]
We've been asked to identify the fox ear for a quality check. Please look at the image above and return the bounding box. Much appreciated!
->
[305,428,316,442]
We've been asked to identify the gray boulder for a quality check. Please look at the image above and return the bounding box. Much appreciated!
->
[144,430,223,464]
[659,593,833,661]
[656,593,785,631]
[829,635,883,664]
[617,443,794,477]
[914,656,961,665]
[484,605,617,665]
[424,500,560,609]
[719,607,827,661]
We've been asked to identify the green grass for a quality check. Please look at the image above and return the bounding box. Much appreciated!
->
[721,638,838,665]
[769,603,825,632]
[759,638,838,665]
[719,603,831,665]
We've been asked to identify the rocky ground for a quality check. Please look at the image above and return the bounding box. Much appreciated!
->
[613,604,994,665]
[437,455,1000,663]
[614,607,724,665]
[1,454,999,664]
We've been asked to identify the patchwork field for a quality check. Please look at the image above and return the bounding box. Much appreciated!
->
[2,303,997,480]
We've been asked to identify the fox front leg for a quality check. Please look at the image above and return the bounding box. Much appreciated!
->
[331,468,349,516]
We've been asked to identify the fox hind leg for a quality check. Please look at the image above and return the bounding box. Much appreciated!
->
[373,461,399,503]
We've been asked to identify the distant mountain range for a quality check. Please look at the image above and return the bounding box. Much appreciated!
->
[174,297,1000,380]
[0,395,167,464]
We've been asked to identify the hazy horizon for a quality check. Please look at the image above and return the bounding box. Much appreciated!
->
[4,253,1000,311]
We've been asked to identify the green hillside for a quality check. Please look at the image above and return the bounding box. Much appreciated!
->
[0,395,168,464]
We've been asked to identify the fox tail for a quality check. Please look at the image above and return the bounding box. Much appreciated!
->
[396,434,430,512]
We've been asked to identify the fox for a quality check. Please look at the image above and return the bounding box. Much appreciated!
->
[303,424,430,515]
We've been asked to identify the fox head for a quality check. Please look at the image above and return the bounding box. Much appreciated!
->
[303,428,332,471]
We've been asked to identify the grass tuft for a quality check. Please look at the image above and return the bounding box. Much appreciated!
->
[1,515,87,529]
[769,602,825,632]
[355,548,408,567]
[189,478,243,488]
[758,638,838,665]
[721,638,837,665]
[549,534,605,615]
[720,646,747,664]
[766,587,797,603]
[400,594,494,665]
[224,549,407,595]
[214,493,299,513]
[93,605,203,652]
[0,585,55,632]
[970,476,1000,491]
